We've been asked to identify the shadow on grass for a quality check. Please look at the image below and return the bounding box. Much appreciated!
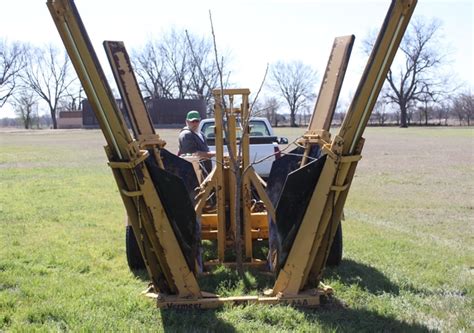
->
[149,259,433,331]
[161,308,237,332]
[325,258,452,299]
[156,261,434,332]
[159,266,274,332]
[325,258,400,295]
[308,299,434,333]
[160,305,433,333]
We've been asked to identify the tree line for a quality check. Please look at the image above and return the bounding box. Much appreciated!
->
[0,18,472,129]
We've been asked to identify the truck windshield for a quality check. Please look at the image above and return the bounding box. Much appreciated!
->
[201,120,271,139]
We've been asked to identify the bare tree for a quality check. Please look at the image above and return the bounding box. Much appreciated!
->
[452,91,473,126]
[364,18,451,127]
[417,77,452,125]
[186,31,229,105]
[371,98,389,125]
[386,18,450,127]
[418,92,433,125]
[452,100,465,125]
[393,109,401,126]
[433,102,450,126]
[59,83,84,112]
[263,97,280,127]
[269,60,317,127]
[22,45,77,129]
[0,40,27,107]
[250,96,280,126]
[161,28,191,99]
[132,29,229,106]
[11,88,37,129]
[133,40,174,99]
[461,92,473,126]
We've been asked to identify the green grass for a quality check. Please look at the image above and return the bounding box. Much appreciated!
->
[0,127,473,332]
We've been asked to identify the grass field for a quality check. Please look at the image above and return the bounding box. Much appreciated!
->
[0,127,473,332]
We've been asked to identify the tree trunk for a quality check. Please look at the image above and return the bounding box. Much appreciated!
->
[290,111,297,127]
[50,108,57,129]
[400,104,408,128]
[234,173,243,277]
[24,114,31,129]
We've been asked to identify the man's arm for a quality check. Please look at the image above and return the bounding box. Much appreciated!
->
[194,151,215,158]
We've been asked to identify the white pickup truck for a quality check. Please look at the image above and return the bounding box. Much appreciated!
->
[198,117,288,179]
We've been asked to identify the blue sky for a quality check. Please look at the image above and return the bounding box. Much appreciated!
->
[0,0,472,117]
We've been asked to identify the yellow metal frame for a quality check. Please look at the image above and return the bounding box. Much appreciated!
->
[46,0,417,308]
[193,89,274,262]
[271,0,417,296]
[151,287,332,309]
[47,0,200,298]
[301,35,354,166]
[201,211,269,240]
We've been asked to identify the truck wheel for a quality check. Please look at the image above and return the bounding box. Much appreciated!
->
[326,223,343,267]
[126,225,146,271]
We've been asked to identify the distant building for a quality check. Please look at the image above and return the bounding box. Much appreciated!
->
[81,98,206,128]
[81,99,116,129]
[57,110,83,129]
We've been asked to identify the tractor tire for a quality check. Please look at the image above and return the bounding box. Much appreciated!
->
[326,223,343,267]
[125,225,146,271]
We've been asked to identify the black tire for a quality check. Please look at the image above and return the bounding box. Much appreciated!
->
[326,222,343,267]
[125,225,146,271]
